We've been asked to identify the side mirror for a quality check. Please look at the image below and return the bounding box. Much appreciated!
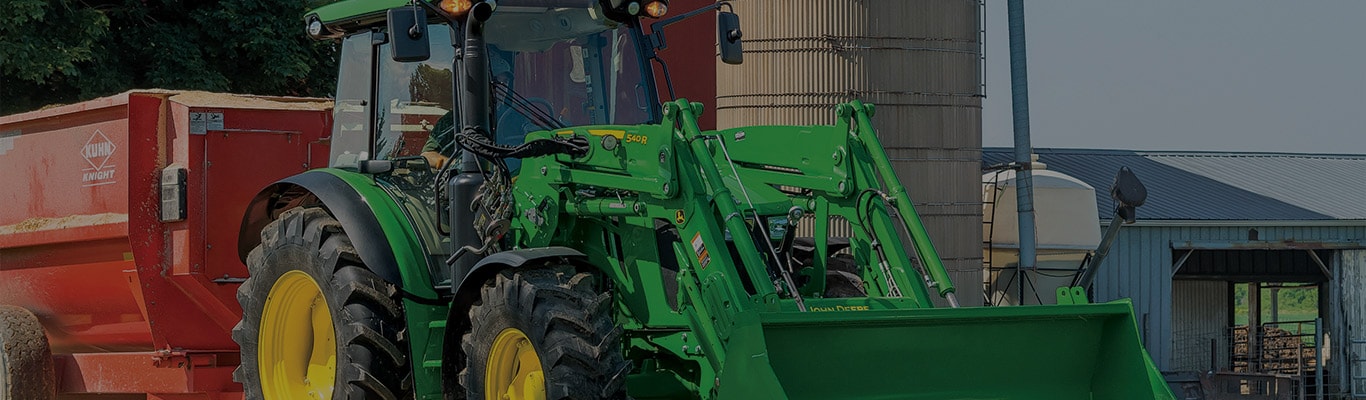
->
[717,11,743,65]
[388,6,430,62]
[1109,167,1147,223]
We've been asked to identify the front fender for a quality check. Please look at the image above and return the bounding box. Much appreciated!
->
[455,246,588,293]
[237,169,438,299]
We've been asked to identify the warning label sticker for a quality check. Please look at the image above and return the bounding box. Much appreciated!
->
[0,130,17,155]
[691,232,711,269]
[81,129,117,187]
[189,112,224,134]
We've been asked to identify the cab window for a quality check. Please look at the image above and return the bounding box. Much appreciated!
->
[375,24,456,161]
[328,32,375,167]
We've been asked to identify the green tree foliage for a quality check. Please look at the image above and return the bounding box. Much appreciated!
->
[1233,284,1319,316]
[1,0,337,115]
[409,64,454,109]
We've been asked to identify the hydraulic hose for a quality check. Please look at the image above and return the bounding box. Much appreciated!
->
[846,101,957,300]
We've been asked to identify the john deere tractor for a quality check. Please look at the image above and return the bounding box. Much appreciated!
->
[233,0,1176,398]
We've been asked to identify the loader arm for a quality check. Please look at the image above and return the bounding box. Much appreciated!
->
[509,99,1175,399]
[512,99,952,309]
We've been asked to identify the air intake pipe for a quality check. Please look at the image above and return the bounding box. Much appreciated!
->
[449,0,497,286]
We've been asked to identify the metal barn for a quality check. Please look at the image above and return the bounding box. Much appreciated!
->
[985,148,1366,398]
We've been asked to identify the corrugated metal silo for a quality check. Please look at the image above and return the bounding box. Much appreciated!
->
[717,0,984,305]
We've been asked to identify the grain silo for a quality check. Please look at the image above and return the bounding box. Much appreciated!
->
[717,0,984,305]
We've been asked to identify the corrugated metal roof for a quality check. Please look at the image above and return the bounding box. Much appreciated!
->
[983,148,1366,221]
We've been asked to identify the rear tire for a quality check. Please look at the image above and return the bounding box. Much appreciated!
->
[233,207,409,400]
[458,264,628,399]
[0,306,55,400]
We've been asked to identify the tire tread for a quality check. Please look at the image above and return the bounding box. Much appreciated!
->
[0,306,55,400]
[232,207,410,400]
[459,265,627,399]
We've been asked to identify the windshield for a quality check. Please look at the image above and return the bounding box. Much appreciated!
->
[484,7,655,148]
[363,7,657,173]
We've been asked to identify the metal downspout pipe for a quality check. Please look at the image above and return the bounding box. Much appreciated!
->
[1007,0,1038,301]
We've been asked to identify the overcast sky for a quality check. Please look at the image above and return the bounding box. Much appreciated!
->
[982,2,1366,154]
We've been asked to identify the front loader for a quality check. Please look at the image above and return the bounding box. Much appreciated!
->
[234,0,1177,398]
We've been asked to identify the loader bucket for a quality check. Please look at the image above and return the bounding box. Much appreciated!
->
[716,300,1174,399]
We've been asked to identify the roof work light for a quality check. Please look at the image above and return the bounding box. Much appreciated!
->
[439,0,475,19]
[643,1,667,18]
[602,0,669,19]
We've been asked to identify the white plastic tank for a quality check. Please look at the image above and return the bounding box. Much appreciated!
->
[982,157,1101,305]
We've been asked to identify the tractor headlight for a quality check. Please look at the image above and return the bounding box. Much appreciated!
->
[304,14,340,40]
[303,13,341,39]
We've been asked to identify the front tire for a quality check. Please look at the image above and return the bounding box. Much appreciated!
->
[459,264,628,399]
[0,306,55,400]
[233,207,409,400]
[823,254,867,298]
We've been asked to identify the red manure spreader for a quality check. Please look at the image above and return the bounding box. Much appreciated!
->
[0,91,331,399]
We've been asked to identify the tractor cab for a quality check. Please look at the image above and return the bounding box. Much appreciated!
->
[318,0,663,173]
[308,0,676,288]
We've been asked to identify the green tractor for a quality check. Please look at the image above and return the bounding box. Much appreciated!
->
[233,0,1176,398]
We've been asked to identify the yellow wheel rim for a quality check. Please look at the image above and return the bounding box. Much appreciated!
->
[485,328,545,400]
[259,270,336,400]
